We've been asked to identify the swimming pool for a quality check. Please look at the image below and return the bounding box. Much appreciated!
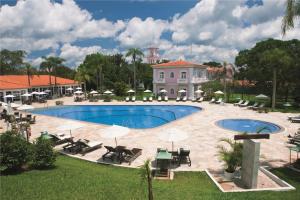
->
[216,119,281,133]
[31,105,201,129]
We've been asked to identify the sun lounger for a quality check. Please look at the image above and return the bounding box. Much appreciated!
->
[178,148,191,166]
[252,103,265,110]
[29,116,36,124]
[209,98,215,104]
[291,117,300,123]
[239,100,249,107]
[158,96,162,102]
[164,96,168,102]
[176,96,180,102]
[148,96,153,102]
[191,97,196,102]
[143,97,147,102]
[42,132,73,146]
[247,102,258,109]
[183,96,187,102]
[125,97,130,102]
[76,139,103,155]
[102,145,126,162]
[122,148,142,165]
[197,97,204,102]
[131,96,136,102]
[215,98,223,104]
[288,115,300,120]
[234,100,243,106]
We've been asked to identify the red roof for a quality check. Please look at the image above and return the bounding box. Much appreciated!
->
[0,75,78,90]
[152,60,208,68]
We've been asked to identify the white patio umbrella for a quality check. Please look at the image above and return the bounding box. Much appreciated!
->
[17,105,34,111]
[10,103,21,108]
[214,90,224,95]
[178,89,186,93]
[255,94,269,99]
[4,95,15,98]
[101,125,130,146]
[38,92,47,95]
[90,90,98,94]
[21,93,32,97]
[104,90,113,95]
[158,128,188,151]
[56,122,85,137]
[160,89,168,93]
[66,87,73,91]
[75,87,82,90]
[74,91,83,95]
[195,89,204,94]
[144,89,152,93]
[31,91,40,95]
[127,89,135,93]
[44,89,51,93]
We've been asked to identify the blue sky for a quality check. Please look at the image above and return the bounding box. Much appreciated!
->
[0,0,299,67]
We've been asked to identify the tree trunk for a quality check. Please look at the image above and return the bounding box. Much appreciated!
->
[84,81,87,99]
[146,166,153,200]
[27,71,31,86]
[285,83,289,102]
[133,58,136,93]
[272,68,277,109]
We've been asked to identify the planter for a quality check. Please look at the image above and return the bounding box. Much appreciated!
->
[224,170,235,180]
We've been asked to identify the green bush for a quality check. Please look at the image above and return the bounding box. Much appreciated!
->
[0,131,32,170]
[114,82,128,96]
[32,137,56,169]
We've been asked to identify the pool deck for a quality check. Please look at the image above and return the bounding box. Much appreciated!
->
[1,96,299,171]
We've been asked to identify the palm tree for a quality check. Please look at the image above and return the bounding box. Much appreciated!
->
[40,58,53,86]
[282,0,300,35]
[75,65,91,98]
[140,159,153,200]
[24,63,33,86]
[126,48,144,93]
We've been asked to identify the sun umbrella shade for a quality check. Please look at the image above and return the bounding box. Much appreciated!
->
[101,125,130,138]
[144,90,152,93]
[76,87,82,90]
[74,91,83,94]
[90,91,98,94]
[56,122,85,131]
[255,94,269,99]
[4,95,15,98]
[160,89,168,93]
[39,92,47,95]
[158,128,188,142]
[17,105,34,110]
[31,91,40,95]
[214,90,224,95]
[66,88,73,91]
[178,90,186,93]
[44,89,51,93]
[127,89,135,93]
[195,89,204,93]
[21,93,32,97]
[103,90,112,94]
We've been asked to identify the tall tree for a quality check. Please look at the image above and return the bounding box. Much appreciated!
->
[0,49,27,75]
[126,48,144,92]
[24,63,33,86]
[140,159,153,200]
[282,0,300,35]
[75,64,91,96]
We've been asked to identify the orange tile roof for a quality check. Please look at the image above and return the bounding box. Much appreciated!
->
[152,60,208,68]
[0,75,78,90]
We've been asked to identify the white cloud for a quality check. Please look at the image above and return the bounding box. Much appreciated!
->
[117,17,168,48]
[0,0,125,52]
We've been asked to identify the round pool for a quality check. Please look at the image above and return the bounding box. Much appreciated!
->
[216,119,281,133]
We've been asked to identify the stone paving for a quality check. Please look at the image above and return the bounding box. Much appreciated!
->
[1,96,299,171]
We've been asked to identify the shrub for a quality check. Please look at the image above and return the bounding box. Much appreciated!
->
[32,137,57,169]
[103,95,112,102]
[0,131,32,170]
[114,82,128,96]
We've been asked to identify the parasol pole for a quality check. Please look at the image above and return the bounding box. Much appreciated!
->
[115,137,118,146]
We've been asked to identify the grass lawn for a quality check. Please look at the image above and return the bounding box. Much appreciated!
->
[1,155,299,200]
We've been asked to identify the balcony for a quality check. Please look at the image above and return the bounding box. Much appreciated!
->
[154,79,165,84]
[177,78,188,84]
[191,77,209,83]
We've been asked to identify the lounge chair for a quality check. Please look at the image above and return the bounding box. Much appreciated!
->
[158,96,162,102]
[29,116,36,124]
[76,139,103,155]
[239,100,249,107]
[125,97,130,102]
[164,96,168,102]
[178,148,191,166]
[215,98,223,104]
[209,98,215,104]
[252,103,265,111]
[247,102,258,109]
[291,117,300,123]
[143,97,147,102]
[191,97,196,102]
[42,132,73,146]
[197,97,204,102]
[288,115,300,121]
[102,145,126,162]
[122,148,142,165]
[288,134,300,144]
[148,96,153,102]
[131,96,136,102]
[182,96,187,102]
[176,96,180,102]
[234,100,243,106]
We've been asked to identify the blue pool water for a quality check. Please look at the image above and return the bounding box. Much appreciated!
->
[30,105,201,129]
[216,119,281,133]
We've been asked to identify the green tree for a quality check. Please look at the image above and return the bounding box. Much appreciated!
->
[24,63,33,86]
[75,64,91,96]
[0,49,27,75]
[32,137,56,169]
[126,48,144,92]
[140,159,153,200]
[203,61,222,67]
[282,0,300,35]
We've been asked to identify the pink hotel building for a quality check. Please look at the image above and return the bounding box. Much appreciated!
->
[151,60,210,99]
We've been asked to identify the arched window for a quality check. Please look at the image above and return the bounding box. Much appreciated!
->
[170,88,174,94]
[170,72,174,78]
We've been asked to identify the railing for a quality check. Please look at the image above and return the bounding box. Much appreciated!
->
[154,79,165,83]
[177,78,188,84]
[191,77,209,83]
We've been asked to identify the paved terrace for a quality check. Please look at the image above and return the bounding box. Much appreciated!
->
[1,97,299,171]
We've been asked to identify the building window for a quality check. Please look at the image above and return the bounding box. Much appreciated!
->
[170,72,174,78]
[181,72,187,79]
[170,88,174,94]
[159,72,164,79]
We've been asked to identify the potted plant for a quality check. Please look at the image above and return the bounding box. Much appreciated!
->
[217,138,243,180]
